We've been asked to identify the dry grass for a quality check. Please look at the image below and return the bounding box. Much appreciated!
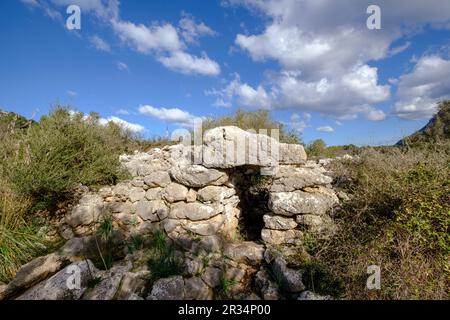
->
[0,181,45,282]
[312,144,450,299]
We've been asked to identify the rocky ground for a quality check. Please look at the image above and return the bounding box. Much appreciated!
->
[0,126,345,301]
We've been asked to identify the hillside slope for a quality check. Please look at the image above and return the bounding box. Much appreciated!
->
[397,100,450,145]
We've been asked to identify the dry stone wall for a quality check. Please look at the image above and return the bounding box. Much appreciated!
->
[1,126,340,300]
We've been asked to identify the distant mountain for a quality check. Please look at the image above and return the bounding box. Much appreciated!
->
[397,100,450,146]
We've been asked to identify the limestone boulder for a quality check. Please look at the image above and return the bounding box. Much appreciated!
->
[270,166,333,192]
[269,189,338,216]
[202,126,279,169]
[197,186,235,203]
[170,164,228,187]
[261,229,303,246]
[16,260,98,300]
[183,215,224,236]
[279,143,307,165]
[116,271,148,300]
[147,276,184,300]
[145,187,163,201]
[136,200,168,222]
[143,171,171,187]
[254,269,279,300]
[263,215,297,230]
[201,267,222,288]
[82,266,127,300]
[170,202,221,221]
[128,188,146,203]
[1,253,64,299]
[163,183,188,203]
[184,277,213,300]
[223,242,265,265]
[66,194,104,228]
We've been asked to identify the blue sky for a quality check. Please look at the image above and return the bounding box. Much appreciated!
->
[1,0,450,146]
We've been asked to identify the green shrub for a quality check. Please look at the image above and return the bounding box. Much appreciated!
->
[316,143,450,299]
[2,107,132,210]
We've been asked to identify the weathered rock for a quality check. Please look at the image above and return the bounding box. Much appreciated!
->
[1,253,64,299]
[116,271,148,300]
[185,258,204,277]
[254,270,279,300]
[107,201,131,214]
[128,188,146,203]
[82,266,126,300]
[163,219,182,234]
[183,215,224,236]
[297,290,332,300]
[197,186,235,203]
[184,277,213,300]
[263,215,297,230]
[186,189,197,202]
[271,166,332,192]
[128,293,145,300]
[131,178,144,188]
[136,200,168,222]
[279,143,307,165]
[66,194,104,228]
[163,183,188,203]
[223,242,265,265]
[170,164,228,188]
[272,257,305,293]
[147,276,184,300]
[170,202,220,221]
[145,187,163,200]
[269,190,338,216]
[225,267,246,283]
[202,126,279,169]
[261,229,303,246]
[201,267,222,288]
[144,171,171,187]
[197,235,223,252]
[16,260,98,300]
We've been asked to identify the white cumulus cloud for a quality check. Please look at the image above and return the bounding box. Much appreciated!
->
[138,105,200,127]
[393,54,450,119]
[99,116,145,134]
[316,126,334,133]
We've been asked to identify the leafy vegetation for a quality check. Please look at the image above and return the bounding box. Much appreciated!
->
[0,107,142,281]
[306,138,360,159]
[314,143,450,299]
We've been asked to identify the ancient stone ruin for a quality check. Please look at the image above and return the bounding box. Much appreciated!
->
[0,126,340,300]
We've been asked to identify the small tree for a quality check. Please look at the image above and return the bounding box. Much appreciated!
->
[306,139,327,158]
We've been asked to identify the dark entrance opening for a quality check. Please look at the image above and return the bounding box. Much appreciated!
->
[231,166,273,241]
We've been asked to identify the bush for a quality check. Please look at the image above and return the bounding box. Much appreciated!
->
[306,139,360,159]
[0,106,140,281]
[0,180,46,282]
[202,109,302,144]
[2,107,132,210]
[316,144,450,299]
